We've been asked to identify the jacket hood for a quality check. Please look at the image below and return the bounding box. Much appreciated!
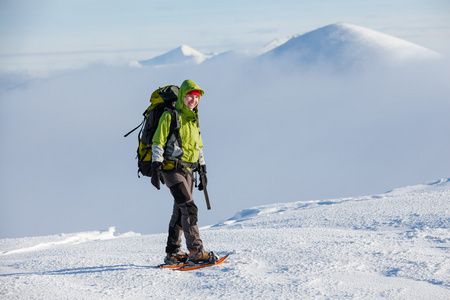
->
[176,79,205,119]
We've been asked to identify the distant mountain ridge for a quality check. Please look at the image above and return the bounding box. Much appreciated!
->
[138,44,211,66]
[135,23,441,68]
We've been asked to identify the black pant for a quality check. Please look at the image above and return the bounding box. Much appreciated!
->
[163,170,203,253]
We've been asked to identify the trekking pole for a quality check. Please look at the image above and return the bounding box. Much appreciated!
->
[199,169,211,210]
[202,175,211,210]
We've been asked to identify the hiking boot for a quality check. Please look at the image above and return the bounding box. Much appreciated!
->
[164,251,188,265]
[188,250,219,264]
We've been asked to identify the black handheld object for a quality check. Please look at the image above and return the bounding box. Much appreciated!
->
[198,165,211,210]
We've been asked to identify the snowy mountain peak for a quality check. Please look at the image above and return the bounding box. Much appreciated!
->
[320,23,439,57]
[178,44,200,56]
[263,22,440,67]
[138,44,209,67]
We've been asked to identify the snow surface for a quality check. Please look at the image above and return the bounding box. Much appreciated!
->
[1,179,449,299]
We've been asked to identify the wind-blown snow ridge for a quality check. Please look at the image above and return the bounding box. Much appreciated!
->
[1,227,139,256]
[385,177,450,195]
[207,177,450,231]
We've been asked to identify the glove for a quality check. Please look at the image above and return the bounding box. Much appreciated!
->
[198,165,207,191]
[151,161,163,190]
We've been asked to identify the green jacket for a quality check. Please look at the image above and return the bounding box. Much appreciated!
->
[152,80,205,164]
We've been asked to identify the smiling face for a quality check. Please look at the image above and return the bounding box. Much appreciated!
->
[184,94,200,110]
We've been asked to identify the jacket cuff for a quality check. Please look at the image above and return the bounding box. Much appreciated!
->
[152,144,165,163]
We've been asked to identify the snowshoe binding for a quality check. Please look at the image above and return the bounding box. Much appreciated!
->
[188,250,219,265]
[164,251,188,265]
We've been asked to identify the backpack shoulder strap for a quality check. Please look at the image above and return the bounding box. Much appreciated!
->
[166,108,182,151]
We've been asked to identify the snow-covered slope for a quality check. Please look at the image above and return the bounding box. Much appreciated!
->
[138,45,210,67]
[1,179,449,299]
[262,23,440,68]
[208,178,450,232]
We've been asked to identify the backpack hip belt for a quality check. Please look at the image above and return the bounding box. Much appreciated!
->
[165,157,199,173]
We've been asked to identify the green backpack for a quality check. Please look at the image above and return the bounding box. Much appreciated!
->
[124,85,180,177]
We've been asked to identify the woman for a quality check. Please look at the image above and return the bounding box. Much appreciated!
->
[151,79,215,264]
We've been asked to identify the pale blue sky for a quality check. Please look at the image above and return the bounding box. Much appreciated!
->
[1,0,449,72]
